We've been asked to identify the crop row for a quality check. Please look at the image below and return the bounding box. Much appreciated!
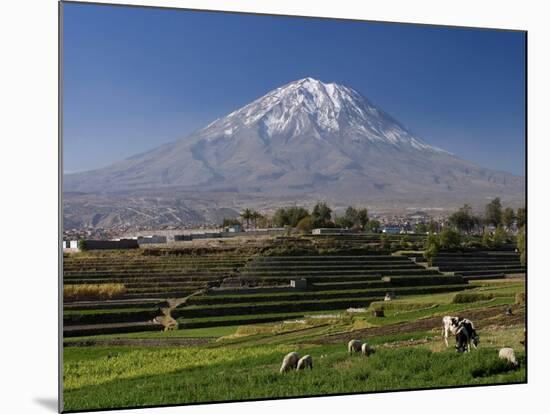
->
[63,308,160,326]
[457,269,525,277]
[244,264,420,271]
[437,264,525,272]
[236,274,448,284]
[64,298,168,311]
[186,284,472,305]
[240,269,440,277]
[252,255,411,262]
[63,322,162,337]
[177,312,312,329]
[171,296,383,318]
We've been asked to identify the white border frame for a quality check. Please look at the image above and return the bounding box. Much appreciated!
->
[2,1,548,413]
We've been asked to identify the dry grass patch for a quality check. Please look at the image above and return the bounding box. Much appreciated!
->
[64,283,127,301]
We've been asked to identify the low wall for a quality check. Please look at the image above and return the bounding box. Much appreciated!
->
[209,285,300,295]
[84,239,139,250]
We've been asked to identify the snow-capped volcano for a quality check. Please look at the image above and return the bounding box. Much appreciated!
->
[64,77,524,208]
[201,77,447,154]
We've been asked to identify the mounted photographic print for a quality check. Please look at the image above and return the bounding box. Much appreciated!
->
[60,1,527,412]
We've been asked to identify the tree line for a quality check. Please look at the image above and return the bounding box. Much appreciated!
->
[446,198,525,234]
[423,198,526,266]
[225,203,379,233]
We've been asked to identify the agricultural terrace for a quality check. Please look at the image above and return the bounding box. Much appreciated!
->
[63,233,526,411]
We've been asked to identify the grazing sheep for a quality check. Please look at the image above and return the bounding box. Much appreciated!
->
[348,339,362,354]
[361,342,373,356]
[280,352,300,373]
[296,355,313,370]
[499,347,519,368]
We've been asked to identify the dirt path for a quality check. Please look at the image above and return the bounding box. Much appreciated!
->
[153,289,207,330]
[311,304,525,345]
[64,337,215,347]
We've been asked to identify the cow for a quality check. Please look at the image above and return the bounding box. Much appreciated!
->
[348,339,362,354]
[455,319,479,352]
[442,316,461,347]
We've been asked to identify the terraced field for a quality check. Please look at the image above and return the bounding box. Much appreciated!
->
[63,251,250,336]
[64,237,526,337]
[170,254,471,329]
[406,250,526,280]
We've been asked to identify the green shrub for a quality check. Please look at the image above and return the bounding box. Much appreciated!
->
[77,239,87,251]
[452,292,494,303]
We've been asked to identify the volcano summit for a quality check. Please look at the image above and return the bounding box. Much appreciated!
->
[64,78,524,211]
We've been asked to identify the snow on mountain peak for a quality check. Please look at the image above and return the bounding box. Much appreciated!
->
[200,78,449,155]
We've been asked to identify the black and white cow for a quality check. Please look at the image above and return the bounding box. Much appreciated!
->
[442,316,461,347]
[443,316,479,351]
[454,318,480,353]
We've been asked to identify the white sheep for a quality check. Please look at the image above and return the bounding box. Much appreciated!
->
[280,352,300,373]
[296,354,313,370]
[361,342,373,356]
[348,339,362,354]
[499,347,519,368]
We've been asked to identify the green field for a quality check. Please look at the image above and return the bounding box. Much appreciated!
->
[62,236,526,411]
[64,335,525,411]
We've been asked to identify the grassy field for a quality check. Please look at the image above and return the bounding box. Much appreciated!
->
[63,278,525,412]
[64,341,525,411]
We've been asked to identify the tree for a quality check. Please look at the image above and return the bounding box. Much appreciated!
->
[272,208,289,227]
[240,208,253,228]
[311,202,332,228]
[344,206,359,227]
[366,219,381,233]
[502,208,515,231]
[516,207,526,228]
[256,214,271,229]
[334,206,357,228]
[423,233,440,266]
[77,238,87,251]
[492,226,508,247]
[517,226,526,265]
[334,215,350,229]
[296,216,313,233]
[415,222,427,234]
[485,197,502,227]
[438,227,462,250]
[481,229,493,248]
[357,208,369,229]
[448,204,476,234]
[272,206,309,227]
[222,217,241,227]
[250,211,263,228]
[428,220,438,234]
[287,207,309,227]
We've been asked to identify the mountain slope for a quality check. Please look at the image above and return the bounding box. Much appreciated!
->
[64,77,524,204]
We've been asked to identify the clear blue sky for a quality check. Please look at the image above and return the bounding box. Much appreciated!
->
[62,2,526,175]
